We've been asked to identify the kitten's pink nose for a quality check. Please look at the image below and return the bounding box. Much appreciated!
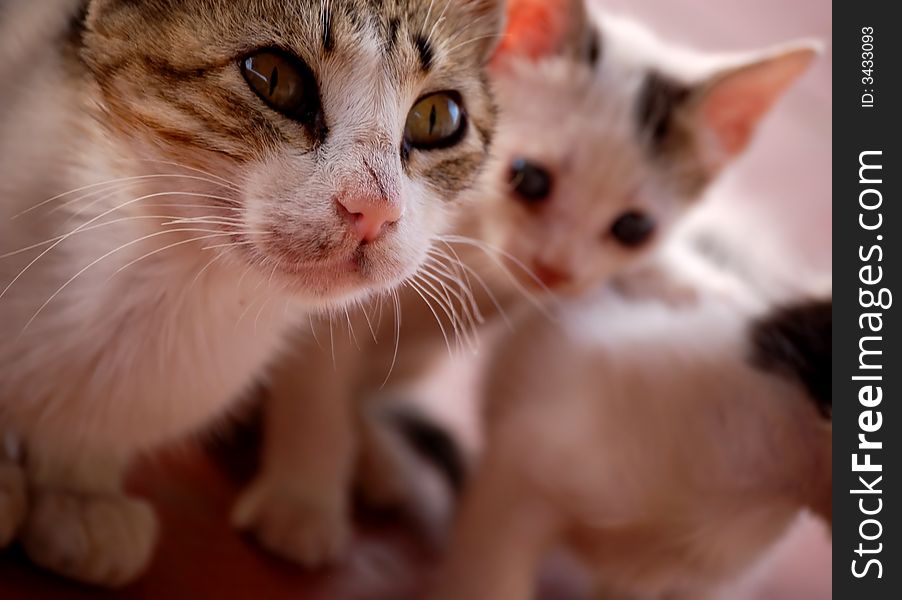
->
[337,193,403,243]
[531,259,572,289]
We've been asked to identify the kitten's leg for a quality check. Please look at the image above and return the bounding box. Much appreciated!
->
[434,450,561,600]
[20,445,157,587]
[0,460,27,547]
[232,339,356,567]
[353,339,448,513]
[354,411,415,510]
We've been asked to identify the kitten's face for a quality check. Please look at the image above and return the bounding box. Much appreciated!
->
[81,0,501,306]
[480,55,687,295]
[473,1,816,295]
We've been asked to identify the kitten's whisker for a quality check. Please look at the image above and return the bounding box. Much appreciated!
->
[425,0,452,47]
[426,248,483,324]
[424,260,481,347]
[407,277,453,356]
[445,32,504,55]
[420,264,479,351]
[56,183,137,221]
[112,230,240,278]
[1,215,190,260]
[190,252,227,290]
[415,270,468,352]
[235,294,263,332]
[132,158,241,191]
[308,314,324,350]
[440,235,560,321]
[436,248,514,330]
[19,231,231,336]
[358,300,378,344]
[202,240,258,251]
[328,312,337,370]
[3,189,254,300]
[433,242,483,322]
[422,0,436,33]
[379,290,402,389]
[253,296,271,335]
[375,292,386,332]
[344,306,360,350]
[11,173,238,219]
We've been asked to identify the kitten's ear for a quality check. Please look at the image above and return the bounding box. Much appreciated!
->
[492,0,593,65]
[459,0,509,62]
[690,41,821,172]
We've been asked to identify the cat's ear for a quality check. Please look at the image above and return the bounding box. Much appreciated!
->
[492,0,594,65]
[459,0,509,62]
[689,41,821,172]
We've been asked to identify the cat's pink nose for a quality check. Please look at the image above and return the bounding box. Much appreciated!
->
[337,193,403,243]
[531,259,572,289]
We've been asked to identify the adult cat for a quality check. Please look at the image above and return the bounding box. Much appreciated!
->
[0,0,503,586]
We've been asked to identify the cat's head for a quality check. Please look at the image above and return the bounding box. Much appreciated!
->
[79,0,503,307]
[473,0,818,294]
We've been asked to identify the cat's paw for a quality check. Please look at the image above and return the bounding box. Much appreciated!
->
[21,489,158,587]
[232,477,351,568]
[0,462,27,548]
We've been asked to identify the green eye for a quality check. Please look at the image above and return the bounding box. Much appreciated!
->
[241,50,318,120]
[404,91,467,150]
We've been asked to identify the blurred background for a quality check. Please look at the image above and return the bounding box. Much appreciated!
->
[0,0,831,598]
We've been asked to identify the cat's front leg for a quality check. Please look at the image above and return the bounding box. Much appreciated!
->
[232,338,356,567]
[434,451,562,600]
[20,445,157,587]
[0,459,27,548]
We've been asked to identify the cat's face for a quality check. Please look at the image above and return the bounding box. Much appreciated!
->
[472,0,816,295]
[80,0,502,307]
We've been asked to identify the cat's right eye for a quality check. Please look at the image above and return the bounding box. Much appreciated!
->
[241,50,319,121]
[509,159,553,204]
[609,211,656,248]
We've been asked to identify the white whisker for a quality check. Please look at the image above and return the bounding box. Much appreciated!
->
[19,230,232,336]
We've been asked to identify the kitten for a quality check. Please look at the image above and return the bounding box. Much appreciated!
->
[237,0,818,569]
[435,262,831,600]
[0,0,503,586]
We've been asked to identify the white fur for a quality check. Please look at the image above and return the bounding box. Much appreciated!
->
[0,0,501,586]
[437,256,831,599]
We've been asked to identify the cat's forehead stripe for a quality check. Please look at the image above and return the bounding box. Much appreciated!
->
[635,71,690,151]
[414,35,435,72]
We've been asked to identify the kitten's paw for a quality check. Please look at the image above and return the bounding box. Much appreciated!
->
[0,462,27,548]
[21,489,158,587]
[232,478,351,568]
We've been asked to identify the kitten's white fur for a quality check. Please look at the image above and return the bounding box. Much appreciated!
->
[242,0,819,571]
[0,0,502,585]
[436,253,831,600]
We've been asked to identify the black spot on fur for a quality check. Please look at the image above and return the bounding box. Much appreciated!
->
[64,0,90,53]
[322,10,335,52]
[586,27,601,67]
[636,71,690,152]
[414,34,434,72]
[386,18,400,55]
[205,395,264,485]
[751,299,832,419]
[391,410,465,495]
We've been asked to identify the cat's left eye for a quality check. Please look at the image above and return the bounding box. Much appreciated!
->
[405,92,467,150]
[610,211,656,248]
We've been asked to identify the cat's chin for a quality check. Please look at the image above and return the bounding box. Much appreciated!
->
[268,256,413,309]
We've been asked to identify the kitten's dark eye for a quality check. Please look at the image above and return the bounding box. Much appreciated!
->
[405,92,466,150]
[241,50,318,120]
[610,211,656,247]
[510,158,553,203]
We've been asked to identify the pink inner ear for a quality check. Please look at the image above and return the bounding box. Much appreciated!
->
[701,82,771,157]
[699,50,814,159]
[493,0,572,62]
